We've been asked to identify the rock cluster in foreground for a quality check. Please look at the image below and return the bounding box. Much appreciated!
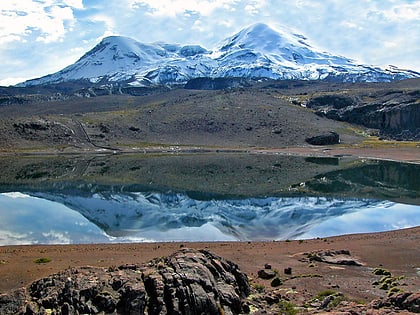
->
[0,248,249,314]
[0,248,418,314]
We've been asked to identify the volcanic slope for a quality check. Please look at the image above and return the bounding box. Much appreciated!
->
[0,82,367,153]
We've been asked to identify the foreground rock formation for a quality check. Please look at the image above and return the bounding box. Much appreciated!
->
[0,248,418,314]
[0,248,250,314]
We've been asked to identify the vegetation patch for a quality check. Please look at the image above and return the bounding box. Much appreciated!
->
[278,300,298,315]
[253,283,265,293]
[372,268,405,295]
[34,257,52,264]
[360,137,420,149]
[311,290,346,309]
[289,273,322,280]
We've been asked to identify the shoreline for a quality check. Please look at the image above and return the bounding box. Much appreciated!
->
[1,144,419,164]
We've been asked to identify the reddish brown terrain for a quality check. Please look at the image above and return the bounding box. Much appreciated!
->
[0,228,419,313]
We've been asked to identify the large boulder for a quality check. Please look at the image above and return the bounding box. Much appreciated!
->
[0,248,250,315]
[388,292,420,313]
[306,132,340,145]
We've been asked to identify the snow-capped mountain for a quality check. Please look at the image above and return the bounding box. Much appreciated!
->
[18,23,419,87]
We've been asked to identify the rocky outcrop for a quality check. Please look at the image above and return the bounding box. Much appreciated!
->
[306,250,363,266]
[184,77,251,90]
[0,248,250,315]
[306,89,420,141]
[388,292,420,313]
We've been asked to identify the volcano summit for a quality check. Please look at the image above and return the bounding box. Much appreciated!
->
[18,23,419,87]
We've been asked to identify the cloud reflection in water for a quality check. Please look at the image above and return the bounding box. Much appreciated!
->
[0,192,419,245]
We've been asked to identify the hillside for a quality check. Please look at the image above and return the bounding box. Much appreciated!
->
[1,79,420,153]
[0,81,356,153]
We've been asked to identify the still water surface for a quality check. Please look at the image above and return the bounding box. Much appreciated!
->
[0,154,419,245]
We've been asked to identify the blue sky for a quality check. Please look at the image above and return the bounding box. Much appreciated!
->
[1,0,419,86]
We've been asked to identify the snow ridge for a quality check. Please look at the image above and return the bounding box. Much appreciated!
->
[18,23,419,87]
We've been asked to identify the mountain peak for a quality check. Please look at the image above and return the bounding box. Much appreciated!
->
[219,23,311,53]
[17,23,420,87]
[242,22,275,34]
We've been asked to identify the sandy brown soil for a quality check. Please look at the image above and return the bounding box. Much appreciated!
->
[1,227,419,306]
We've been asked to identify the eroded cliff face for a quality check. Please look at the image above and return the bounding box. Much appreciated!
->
[306,90,420,140]
[377,102,419,139]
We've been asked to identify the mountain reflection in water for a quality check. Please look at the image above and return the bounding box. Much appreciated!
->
[0,191,419,245]
[0,154,419,245]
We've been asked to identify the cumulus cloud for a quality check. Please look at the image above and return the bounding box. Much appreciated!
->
[0,0,419,85]
[368,2,420,21]
[0,0,82,44]
[128,0,240,17]
[42,231,72,244]
[0,230,35,246]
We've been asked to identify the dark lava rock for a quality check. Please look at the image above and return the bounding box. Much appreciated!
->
[184,77,251,90]
[258,269,276,279]
[270,277,283,287]
[388,292,420,313]
[306,94,358,110]
[307,250,363,266]
[0,248,250,315]
[306,132,340,145]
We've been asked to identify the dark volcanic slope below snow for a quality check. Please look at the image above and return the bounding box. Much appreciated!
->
[0,82,367,151]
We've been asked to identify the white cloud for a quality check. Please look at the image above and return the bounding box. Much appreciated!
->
[88,14,116,37]
[42,231,72,244]
[0,0,82,44]
[244,0,266,15]
[63,0,84,10]
[2,192,31,199]
[373,3,420,21]
[192,20,206,32]
[0,230,34,246]
[1,0,420,84]
[129,0,240,17]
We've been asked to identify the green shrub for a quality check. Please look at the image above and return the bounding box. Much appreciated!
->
[316,289,336,298]
[34,257,51,264]
[278,300,298,315]
[388,287,403,296]
[254,284,265,293]
[373,268,391,276]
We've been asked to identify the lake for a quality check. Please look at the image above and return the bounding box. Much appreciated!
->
[0,153,419,245]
